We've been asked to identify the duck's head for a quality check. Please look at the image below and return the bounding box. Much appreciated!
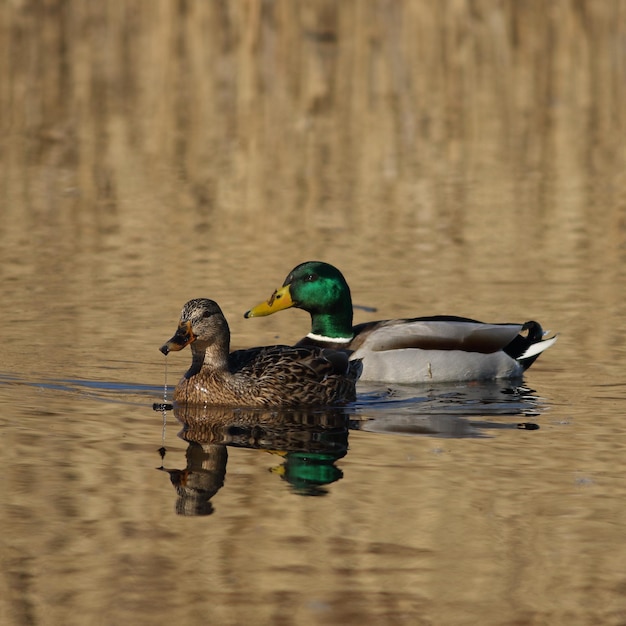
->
[244,261,352,318]
[160,298,229,355]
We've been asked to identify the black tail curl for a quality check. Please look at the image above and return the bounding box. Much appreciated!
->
[503,321,545,369]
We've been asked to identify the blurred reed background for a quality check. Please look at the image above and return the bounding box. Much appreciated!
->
[0,0,625,373]
[2,4,626,625]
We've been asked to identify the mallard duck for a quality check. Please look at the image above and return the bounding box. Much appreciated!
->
[244,261,558,384]
[160,298,359,407]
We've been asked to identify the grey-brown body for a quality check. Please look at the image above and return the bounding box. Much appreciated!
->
[160,298,359,407]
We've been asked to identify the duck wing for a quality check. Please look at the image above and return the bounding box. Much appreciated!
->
[230,345,355,379]
[228,346,284,371]
[352,316,525,354]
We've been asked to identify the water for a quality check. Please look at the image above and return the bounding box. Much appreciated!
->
[2,2,626,625]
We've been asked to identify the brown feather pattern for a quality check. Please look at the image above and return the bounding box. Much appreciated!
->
[161,299,359,407]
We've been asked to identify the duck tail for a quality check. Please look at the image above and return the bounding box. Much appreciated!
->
[504,321,558,370]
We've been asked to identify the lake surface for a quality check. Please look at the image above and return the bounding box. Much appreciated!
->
[2,2,626,625]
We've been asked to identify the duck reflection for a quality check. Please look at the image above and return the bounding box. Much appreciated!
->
[159,405,350,515]
[350,380,545,436]
[160,441,227,516]
[158,381,546,514]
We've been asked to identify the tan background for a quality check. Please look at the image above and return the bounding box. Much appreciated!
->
[1,2,625,625]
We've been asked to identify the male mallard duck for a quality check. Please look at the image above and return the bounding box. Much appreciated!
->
[160,298,359,407]
[244,261,558,384]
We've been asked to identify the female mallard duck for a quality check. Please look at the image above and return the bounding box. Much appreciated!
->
[160,298,359,407]
[244,261,558,384]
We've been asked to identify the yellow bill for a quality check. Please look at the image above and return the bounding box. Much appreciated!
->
[244,285,295,318]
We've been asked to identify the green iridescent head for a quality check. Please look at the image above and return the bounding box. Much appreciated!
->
[244,261,354,339]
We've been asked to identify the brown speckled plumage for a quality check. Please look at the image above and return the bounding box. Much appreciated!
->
[160,298,360,407]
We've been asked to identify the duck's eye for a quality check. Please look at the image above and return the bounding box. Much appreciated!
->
[305,273,318,282]
[202,310,213,319]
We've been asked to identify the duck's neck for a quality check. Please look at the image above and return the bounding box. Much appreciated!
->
[185,339,230,379]
[309,307,354,341]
